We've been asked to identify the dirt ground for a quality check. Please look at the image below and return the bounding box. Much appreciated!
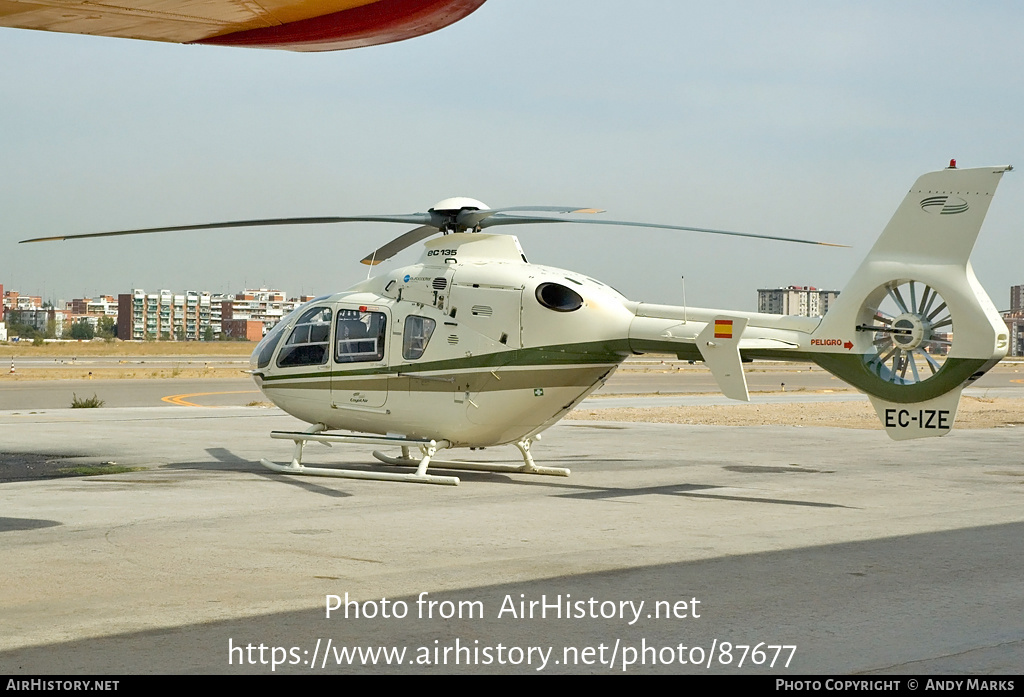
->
[0,366,247,380]
[0,341,255,379]
[565,395,1024,430]
[0,341,256,358]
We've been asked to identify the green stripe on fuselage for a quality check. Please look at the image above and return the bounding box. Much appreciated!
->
[259,337,986,404]
[262,366,617,394]
[260,339,633,383]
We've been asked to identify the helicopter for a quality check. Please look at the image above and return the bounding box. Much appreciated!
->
[22,163,1012,485]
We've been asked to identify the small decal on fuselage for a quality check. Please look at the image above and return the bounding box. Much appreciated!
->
[811,338,853,349]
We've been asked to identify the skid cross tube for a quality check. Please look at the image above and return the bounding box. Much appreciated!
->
[259,425,458,485]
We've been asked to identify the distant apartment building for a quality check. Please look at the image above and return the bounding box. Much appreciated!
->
[117,290,214,341]
[115,287,314,341]
[1011,284,1024,314]
[68,295,118,317]
[66,295,118,332]
[1004,317,1023,357]
[1,286,64,337]
[1003,284,1024,357]
[757,285,839,317]
[4,290,43,315]
[6,307,67,336]
[221,289,315,338]
[221,318,265,341]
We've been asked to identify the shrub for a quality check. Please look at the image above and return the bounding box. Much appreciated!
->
[71,393,104,408]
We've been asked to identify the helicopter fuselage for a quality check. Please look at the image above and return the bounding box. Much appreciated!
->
[248,231,853,447]
[250,233,644,446]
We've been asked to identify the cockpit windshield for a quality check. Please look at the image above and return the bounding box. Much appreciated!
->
[277,306,332,367]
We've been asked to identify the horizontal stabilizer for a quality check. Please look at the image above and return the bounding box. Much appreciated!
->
[696,316,750,402]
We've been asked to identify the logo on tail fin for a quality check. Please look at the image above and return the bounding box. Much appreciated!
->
[920,195,969,215]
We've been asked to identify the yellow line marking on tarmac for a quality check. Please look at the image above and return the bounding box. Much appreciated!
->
[162,391,259,407]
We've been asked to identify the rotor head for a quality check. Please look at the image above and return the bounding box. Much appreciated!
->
[429,197,490,232]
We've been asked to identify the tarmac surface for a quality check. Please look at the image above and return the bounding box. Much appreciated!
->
[1,382,1022,675]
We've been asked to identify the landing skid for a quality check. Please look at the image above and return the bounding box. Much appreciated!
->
[372,436,570,478]
[258,425,569,486]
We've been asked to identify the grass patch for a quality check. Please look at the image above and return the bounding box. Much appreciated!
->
[57,464,146,477]
[70,393,105,408]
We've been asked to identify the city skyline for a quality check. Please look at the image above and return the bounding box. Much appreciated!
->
[1,284,316,341]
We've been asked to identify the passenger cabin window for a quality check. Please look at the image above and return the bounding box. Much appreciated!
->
[403,316,436,360]
[277,306,332,367]
[335,309,387,363]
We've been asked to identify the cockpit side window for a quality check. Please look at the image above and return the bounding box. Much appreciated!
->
[335,309,387,363]
[403,315,436,360]
[255,317,288,369]
[277,306,332,368]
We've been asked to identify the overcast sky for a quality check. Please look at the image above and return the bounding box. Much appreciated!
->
[1,1,1022,311]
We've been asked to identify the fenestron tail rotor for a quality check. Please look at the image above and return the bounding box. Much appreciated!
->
[19,196,846,265]
[858,280,953,386]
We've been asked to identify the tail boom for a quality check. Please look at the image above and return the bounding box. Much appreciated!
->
[626,164,1011,440]
[808,165,1011,438]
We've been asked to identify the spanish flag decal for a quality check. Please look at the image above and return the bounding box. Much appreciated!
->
[714,319,734,339]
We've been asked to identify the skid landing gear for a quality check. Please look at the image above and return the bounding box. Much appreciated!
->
[373,434,570,479]
[259,426,569,486]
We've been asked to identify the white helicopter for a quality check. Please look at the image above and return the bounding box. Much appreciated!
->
[23,163,1012,485]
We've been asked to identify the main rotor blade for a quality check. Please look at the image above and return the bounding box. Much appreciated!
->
[478,214,847,247]
[360,226,439,266]
[457,206,602,229]
[19,214,434,244]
